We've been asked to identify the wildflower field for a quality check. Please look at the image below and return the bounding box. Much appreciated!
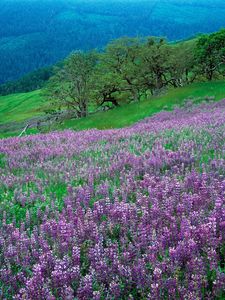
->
[0,100,224,299]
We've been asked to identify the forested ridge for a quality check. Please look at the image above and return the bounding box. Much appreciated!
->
[1,0,225,84]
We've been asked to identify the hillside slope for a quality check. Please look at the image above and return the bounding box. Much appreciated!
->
[0,99,224,299]
[0,80,225,138]
[62,81,225,131]
[0,90,43,125]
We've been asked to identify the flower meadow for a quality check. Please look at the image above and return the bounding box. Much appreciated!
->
[0,100,225,300]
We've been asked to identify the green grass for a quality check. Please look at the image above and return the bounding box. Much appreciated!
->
[62,81,225,131]
[0,89,44,124]
[0,80,225,139]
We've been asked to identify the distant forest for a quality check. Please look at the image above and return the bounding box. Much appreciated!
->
[1,0,225,84]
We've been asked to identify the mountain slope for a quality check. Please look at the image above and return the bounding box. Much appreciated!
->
[1,0,225,84]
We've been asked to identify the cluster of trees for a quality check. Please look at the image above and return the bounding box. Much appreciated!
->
[195,29,225,80]
[0,67,54,96]
[1,0,225,84]
[44,29,225,119]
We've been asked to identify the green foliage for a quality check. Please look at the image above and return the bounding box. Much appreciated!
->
[140,38,172,90]
[45,31,225,117]
[44,51,97,118]
[46,36,197,115]
[195,29,225,80]
[168,39,197,86]
[0,66,54,96]
[91,37,143,107]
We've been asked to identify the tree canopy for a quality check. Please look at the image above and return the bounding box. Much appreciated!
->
[43,29,225,120]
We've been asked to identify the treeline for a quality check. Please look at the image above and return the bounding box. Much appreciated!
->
[0,67,54,96]
[43,29,225,119]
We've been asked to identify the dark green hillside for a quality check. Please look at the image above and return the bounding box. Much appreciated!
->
[0,67,54,96]
[1,0,225,84]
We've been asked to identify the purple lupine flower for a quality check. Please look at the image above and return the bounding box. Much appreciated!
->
[0,100,224,299]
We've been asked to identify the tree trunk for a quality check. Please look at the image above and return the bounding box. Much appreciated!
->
[111,98,119,107]
[156,73,164,90]
[101,95,119,107]
[79,99,88,118]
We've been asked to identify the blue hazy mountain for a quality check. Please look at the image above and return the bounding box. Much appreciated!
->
[0,0,225,84]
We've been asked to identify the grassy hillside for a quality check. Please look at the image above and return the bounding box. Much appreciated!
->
[0,90,43,125]
[62,81,225,131]
[0,80,225,139]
